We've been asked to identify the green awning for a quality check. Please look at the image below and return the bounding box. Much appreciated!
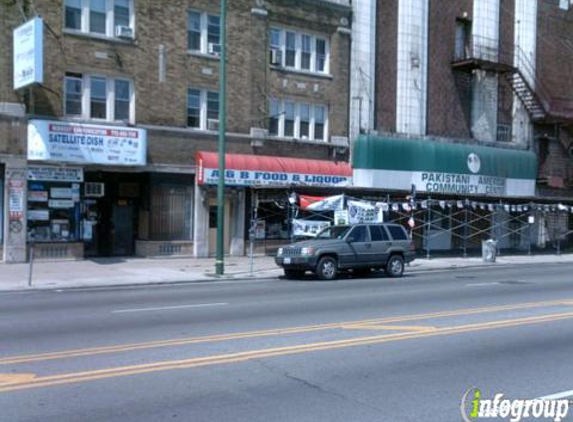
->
[353,136,537,180]
[352,135,538,198]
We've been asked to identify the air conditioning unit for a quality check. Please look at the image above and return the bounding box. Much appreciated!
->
[270,48,282,66]
[330,136,349,147]
[208,43,221,55]
[85,182,105,198]
[115,25,134,39]
[207,119,220,131]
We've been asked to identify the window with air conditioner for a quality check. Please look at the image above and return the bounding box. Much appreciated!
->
[64,0,135,39]
[269,27,330,74]
[64,73,135,123]
[85,183,105,198]
[268,98,328,141]
[187,88,220,130]
[188,10,221,56]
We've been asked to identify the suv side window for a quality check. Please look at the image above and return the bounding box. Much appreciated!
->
[369,225,389,241]
[347,225,369,242]
[387,225,408,240]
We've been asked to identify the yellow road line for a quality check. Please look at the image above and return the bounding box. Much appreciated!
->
[1,298,571,365]
[2,310,573,393]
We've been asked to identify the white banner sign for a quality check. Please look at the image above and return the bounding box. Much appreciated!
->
[13,17,43,90]
[27,209,49,221]
[348,200,384,224]
[28,120,147,166]
[28,165,84,182]
[200,168,351,188]
[292,220,331,237]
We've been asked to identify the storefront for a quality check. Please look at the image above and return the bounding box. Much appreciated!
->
[350,135,571,255]
[27,119,147,259]
[193,151,352,257]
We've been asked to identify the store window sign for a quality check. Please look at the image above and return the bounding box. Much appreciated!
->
[50,188,73,199]
[28,191,48,202]
[28,166,84,182]
[13,17,43,90]
[28,209,49,221]
[49,199,74,209]
[413,172,507,196]
[27,120,147,166]
[201,168,350,187]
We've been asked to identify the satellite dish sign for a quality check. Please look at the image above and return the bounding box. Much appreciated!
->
[13,16,44,90]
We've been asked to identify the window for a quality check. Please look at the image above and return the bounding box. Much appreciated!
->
[64,0,134,38]
[188,11,201,51]
[299,103,310,139]
[64,74,83,116]
[284,101,295,137]
[316,38,327,72]
[187,10,221,55]
[150,185,192,241]
[369,225,389,241]
[65,0,82,30]
[207,15,220,46]
[64,73,134,122]
[187,88,220,130]
[285,31,296,67]
[114,0,130,28]
[269,99,280,136]
[187,89,201,128]
[90,76,107,119]
[89,0,106,34]
[301,35,311,70]
[387,225,409,240]
[268,99,328,141]
[348,226,369,243]
[207,91,219,121]
[114,79,130,121]
[314,105,325,140]
[269,28,330,74]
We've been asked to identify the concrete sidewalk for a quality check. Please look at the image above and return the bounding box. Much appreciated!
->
[1,253,573,292]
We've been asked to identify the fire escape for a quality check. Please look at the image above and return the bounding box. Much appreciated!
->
[451,34,552,124]
[451,34,573,186]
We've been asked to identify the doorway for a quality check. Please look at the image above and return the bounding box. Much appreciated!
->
[208,198,231,256]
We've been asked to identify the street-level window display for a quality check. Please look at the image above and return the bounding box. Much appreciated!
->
[27,166,83,243]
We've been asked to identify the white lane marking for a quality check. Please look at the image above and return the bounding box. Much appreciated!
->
[538,390,573,400]
[466,282,500,287]
[112,302,229,314]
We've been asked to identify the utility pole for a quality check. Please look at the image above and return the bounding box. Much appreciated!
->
[215,0,227,275]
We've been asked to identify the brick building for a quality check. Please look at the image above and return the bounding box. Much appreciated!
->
[349,0,573,254]
[0,0,352,262]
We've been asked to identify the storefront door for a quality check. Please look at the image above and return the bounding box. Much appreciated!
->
[208,199,231,256]
[112,201,134,256]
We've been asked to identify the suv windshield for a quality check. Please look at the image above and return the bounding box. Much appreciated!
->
[316,226,351,239]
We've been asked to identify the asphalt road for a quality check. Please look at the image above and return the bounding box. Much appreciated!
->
[2,263,573,422]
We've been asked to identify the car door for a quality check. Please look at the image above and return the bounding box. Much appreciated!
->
[344,225,373,266]
[369,225,391,265]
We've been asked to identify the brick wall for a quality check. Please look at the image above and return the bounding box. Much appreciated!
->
[426,0,473,139]
[374,0,397,132]
[0,0,351,165]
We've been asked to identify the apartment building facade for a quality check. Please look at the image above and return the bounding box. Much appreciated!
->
[349,0,573,253]
[0,0,352,262]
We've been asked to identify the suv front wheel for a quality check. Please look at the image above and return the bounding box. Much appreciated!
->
[385,255,404,278]
[316,256,338,280]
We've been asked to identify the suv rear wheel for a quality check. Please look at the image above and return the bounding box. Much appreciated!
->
[385,255,404,278]
[284,269,305,280]
[316,256,338,280]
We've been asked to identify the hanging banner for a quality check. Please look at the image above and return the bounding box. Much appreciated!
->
[292,219,331,237]
[299,194,344,211]
[348,200,383,224]
[334,210,349,225]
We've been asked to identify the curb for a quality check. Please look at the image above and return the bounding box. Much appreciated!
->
[1,259,571,293]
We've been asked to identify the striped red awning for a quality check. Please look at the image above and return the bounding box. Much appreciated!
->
[196,151,352,187]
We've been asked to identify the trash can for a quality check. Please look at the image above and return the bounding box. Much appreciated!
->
[482,239,498,263]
